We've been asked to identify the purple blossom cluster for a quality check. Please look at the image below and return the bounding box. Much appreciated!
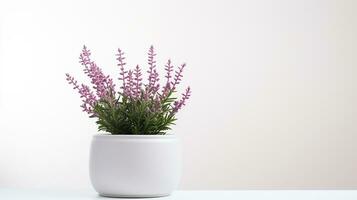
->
[146,46,160,96]
[79,46,116,99]
[133,65,142,98]
[173,87,191,113]
[66,45,191,116]
[66,73,97,115]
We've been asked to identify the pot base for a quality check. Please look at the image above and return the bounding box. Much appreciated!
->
[99,193,171,198]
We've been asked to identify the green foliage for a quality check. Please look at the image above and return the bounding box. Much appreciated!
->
[93,92,178,135]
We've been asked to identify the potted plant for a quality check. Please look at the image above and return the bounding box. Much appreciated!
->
[65,45,191,197]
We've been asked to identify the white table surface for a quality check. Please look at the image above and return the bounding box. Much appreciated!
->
[1,189,357,200]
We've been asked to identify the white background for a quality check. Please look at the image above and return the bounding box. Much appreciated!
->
[0,0,356,190]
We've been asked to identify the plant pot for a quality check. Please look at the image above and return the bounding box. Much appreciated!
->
[89,134,182,198]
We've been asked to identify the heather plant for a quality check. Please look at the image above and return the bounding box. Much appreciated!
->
[66,45,191,135]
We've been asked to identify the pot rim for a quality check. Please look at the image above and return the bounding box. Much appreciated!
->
[93,133,176,139]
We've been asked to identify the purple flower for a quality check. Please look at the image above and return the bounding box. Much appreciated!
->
[66,73,97,115]
[172,86,191,113]
[79,45,115,99]
[146,46,160,97]
[147,45,157,84]
[171,63,185,91]
[165,59,173,85]
[151,69,160,94]
[66,73,79,90]
[133,65,142,99]
[78,84,98,115]
[116,48,128,96]
[126,70,134,98]
[161,59,174,98]
[151,95,161,113]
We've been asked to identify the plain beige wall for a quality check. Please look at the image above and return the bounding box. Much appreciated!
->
[0,0,356,190]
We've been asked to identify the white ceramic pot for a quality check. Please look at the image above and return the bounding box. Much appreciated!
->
[89,134,182,198]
